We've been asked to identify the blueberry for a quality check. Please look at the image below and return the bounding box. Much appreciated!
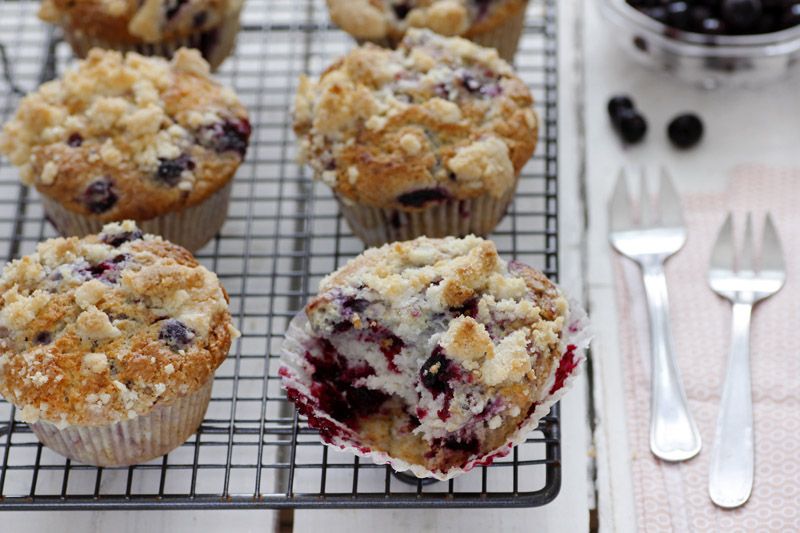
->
[666,1,691,28]
[782,4,800,27]
[392,2,411,19]
[156,154,195,186]
[687,6,713,32]
[193,10,208,27]
[615,108,648,144]
[84,254,129,283]
[701,17,725,34]
[461,72,483,93]
[607,95,634,120]
[165,0,188,20]
[82,179,117,214]
[722,0,762,31]
[397,187,450,208]
[667,113,704,149]
[34,331,52,345]
[199,119,251,156]
[102,229,143,247]
[342,297,369,314]
[420,346,451,395]
[66,133,83,147]
[159,319,195,351]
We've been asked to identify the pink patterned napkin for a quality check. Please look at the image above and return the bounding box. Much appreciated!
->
[614,165,800,532]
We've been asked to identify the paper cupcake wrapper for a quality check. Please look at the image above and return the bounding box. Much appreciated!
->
[337,185,517,247]
[29,378,213,467]
[468,7,526,63]
[41,180,232,252]
[354,0,527,63]
[279,292,591,481]
[62,5,242,70]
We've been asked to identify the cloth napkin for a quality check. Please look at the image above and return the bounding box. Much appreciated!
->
[614,165,800,532]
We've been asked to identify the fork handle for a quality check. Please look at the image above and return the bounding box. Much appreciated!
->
[709,302,754,508]
[641,261,702,462]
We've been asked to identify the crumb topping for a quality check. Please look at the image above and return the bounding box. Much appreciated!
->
[0,48,250,221]
[38,0,243,43]
[293,29,537,209]
[0,221,236,427]
[303,235,568,455]
[326,0,528,43]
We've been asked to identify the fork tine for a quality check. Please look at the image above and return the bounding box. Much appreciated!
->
[710,212,735,271]
[760,214,785,273]
[657,167,684,227]
[739,213,756,273]
[609,168,633,233]
[639,167,653,227]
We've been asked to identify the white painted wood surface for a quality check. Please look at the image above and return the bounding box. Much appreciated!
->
[583,1,800,531]
[14,0,800,529]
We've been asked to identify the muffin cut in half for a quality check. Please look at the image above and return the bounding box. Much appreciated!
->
[294,29,537,247]
[0,48,250,251]
[280,235,589,479]
[38,0,244,70]
[327,0,529,62]
[0,221,237,466]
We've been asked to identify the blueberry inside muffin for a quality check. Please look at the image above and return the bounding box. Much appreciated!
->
[281,236,578,475]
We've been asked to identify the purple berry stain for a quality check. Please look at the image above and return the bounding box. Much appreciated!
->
[66,133,83,147]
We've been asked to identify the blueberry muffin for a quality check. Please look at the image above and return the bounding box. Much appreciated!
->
[327,0,528,62]
[0,48,250,252]
[0,221,236,466]
[294,29,537,246]
[280,235,586,478]
[38,0,244,70]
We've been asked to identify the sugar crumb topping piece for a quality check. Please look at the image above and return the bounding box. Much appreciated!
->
[293,29,537,208]
[0,221,233,426]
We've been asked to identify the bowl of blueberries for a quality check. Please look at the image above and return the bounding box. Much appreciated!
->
[599,0,800,87]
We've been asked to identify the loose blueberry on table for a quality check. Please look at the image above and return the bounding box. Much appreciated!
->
[607,94,648,144]
[667,113,704,148]
[627,0,800,35]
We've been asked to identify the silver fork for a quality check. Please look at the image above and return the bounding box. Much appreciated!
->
[707,213,785,509]
[609,167,702,462]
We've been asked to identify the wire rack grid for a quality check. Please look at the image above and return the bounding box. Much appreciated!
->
[0,0,560,510]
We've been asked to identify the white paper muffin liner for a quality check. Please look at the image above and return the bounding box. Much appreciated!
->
[467,1,527,63]
[279,292,591,481]
[337,184,517,247]
[353,1,527,63]
[62,5,242,70]
[41,180,232,252]
[28,378,213,467]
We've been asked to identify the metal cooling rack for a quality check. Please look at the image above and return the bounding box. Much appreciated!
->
[0,0,560,509]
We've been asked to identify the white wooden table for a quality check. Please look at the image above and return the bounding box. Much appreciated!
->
[7,0,800,531]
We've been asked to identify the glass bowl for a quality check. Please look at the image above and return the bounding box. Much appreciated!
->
[598,0,800,88]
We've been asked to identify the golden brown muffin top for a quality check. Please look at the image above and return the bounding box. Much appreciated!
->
[326,0,527,43]
[39,0,243,44]
[0,221,236,427]
[294,29,537,210]
[0,48,250,222]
